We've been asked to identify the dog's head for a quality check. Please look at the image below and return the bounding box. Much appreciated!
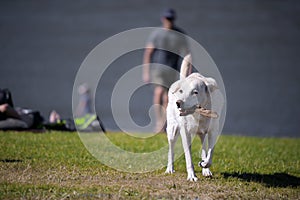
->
[170,76,207,116]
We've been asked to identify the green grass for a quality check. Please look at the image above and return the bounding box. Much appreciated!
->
[0,131,299,199]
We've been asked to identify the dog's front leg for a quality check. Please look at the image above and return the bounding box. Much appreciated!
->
[165,125,179,174]
[207,132,216,165]
[199,134,213,177]
[180,127,198,181]
[199,134,208,163]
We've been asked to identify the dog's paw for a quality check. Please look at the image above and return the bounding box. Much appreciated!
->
[198,160,212,168]
[165,167,175,174]
[202,168,212,177]
[187,174,198,182]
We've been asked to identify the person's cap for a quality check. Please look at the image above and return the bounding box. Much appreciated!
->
[161,8,176,21]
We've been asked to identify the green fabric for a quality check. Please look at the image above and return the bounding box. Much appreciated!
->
[74,114,97,130]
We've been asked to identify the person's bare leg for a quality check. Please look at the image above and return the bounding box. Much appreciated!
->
[162,88,168,109]
[49,110,61,123]
[153,86,165,132]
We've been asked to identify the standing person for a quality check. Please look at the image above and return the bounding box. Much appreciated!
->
[143,8,189,132]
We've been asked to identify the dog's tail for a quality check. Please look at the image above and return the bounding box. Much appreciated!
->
[180,54,192,79]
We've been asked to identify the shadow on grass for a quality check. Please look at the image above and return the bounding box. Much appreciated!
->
[222,172,300,188]
[0,159,23,163]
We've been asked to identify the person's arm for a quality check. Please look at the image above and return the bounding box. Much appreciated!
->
[0,103,21,119]
[143,43,154,83]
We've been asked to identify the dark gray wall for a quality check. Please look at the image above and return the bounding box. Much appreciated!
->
[1,0,299,137]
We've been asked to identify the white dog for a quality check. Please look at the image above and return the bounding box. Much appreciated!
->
[165,54,223,181]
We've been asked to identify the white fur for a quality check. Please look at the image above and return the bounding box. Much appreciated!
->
[165,54,223,181]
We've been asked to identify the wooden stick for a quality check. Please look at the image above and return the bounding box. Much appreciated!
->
[194,106,218,119]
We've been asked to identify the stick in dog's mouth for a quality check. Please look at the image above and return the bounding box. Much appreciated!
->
[179,105,218,118]
[178,107,195,116]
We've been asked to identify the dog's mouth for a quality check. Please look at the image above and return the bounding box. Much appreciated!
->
[176,100,195,116]
[177,107,195,116]
[176,102,218,118]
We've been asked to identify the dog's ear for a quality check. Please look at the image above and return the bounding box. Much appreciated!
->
[203,77,218,93]
[170,81,181,94]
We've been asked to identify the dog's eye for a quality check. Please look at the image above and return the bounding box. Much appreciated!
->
[179,89,183,94]
[192,90,198,95]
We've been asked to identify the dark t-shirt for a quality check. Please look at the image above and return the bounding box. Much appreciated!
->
[148,26,189,71]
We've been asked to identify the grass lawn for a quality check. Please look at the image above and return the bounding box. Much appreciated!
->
[0,131,299,199]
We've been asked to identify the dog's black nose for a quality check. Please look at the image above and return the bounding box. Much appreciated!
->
[176,100,183,109]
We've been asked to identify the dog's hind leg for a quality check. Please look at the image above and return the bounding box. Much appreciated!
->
[165,124,179,174]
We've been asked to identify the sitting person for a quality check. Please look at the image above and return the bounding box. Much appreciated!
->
[46,84,105,132]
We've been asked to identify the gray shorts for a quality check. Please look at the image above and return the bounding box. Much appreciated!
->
[151,66,178,88]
